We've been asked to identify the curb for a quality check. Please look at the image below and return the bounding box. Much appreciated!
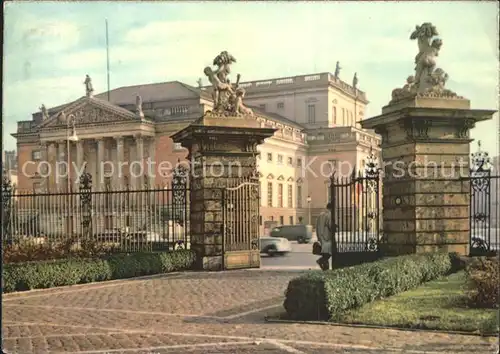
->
[264,317,499,338]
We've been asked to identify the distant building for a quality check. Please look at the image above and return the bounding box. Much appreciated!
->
[12,71,380,234]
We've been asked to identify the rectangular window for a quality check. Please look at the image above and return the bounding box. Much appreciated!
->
[280,216,284,225]
[277,154,283,165]
[277,102,284,109]
[270,216,274,221]
[297,158,303,168]
[259,104,266,111]
[278,183,283,207]
[267,182,273,206]
[287,184,293,207]
[33,182,41,193]
[297,185,303,208]
[307,104,316,123]
[31,150,41,160]
[267,153,273,162]
[259,215,263,225]
[289,216,294,225]
[342,108,346,125]
[287,157,293,165]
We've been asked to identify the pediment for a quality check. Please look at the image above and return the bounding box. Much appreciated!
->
[267,173,275,180]
[296,177,303,184]
[287,177,294,182]
[277,175,285,181]
[258,172,264,178]
[38,96,139,129]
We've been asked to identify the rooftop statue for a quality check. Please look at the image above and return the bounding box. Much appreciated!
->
[84,74,94,97]
[390,22,462,104]
[39,104,49,120]
[204,51,253,117]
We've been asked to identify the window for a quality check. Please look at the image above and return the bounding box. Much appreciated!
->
[278,183,283,207]
[31,150,41,160]
[267,182,273,206]
[307,104,316,123]
[269,216,274,221]
[289,216,294,225]
[328,159,338,175]
[297,185,303,208]
[259,104,267,111]
[267,153,273,162]
[280,216,284,225]
[342,108,346,125]
[277,154,283,165]
[259,215,263,225]
[297,158,302,168]
[32,182,41,193]
[287,184,293,207]
[277,102,284,109]
[332,106,337,125]
[287,157,293,165]
[298,216,303,224]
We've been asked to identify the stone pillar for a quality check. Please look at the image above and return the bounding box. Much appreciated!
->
[76,140,84,178]
[97,138,105,190]
[171,113,276,270]
[115,136,124,188]
[361,97,495,256]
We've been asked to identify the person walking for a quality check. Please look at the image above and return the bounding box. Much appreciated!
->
[316,202,335,271]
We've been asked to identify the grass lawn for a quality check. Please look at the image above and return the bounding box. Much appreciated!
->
[341,271,499,335]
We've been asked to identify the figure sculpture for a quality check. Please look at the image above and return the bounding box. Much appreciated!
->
[390,22,462,103]
[58,110,67,124]
[84,74,94,97]
[197,78,203,89]
[334,61,341,80]
[352,72,358,89]
[136,95,144,118]
[203,51,253,117]
[40,104,49,120]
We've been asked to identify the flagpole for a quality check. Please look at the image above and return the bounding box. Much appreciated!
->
[106,19,110,101]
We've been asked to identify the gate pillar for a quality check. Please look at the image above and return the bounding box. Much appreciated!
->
[360,22,496,256]
[171,113,275,270]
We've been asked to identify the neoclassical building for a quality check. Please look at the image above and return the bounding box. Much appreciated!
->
[13,70,380,234]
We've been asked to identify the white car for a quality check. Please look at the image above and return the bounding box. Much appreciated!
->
[260,236,292,256]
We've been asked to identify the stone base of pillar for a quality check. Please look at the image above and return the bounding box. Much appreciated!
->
[172,112,276,270]
[362,96,495,257]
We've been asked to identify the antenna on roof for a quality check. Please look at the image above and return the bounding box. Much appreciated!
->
[105,19,111,101]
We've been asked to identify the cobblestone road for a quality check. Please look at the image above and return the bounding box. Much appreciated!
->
[2,270,497,353]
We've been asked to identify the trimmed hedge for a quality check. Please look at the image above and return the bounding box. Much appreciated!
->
[2,250,196,293]
[465,256,499,308]
[284,253,461,321]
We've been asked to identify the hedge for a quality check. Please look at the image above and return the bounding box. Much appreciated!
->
[283,252,461,321]
[465,256,499,308]
[2,250,196,293]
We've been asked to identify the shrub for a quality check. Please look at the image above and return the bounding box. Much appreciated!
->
[465,256,499,308]
[2,250,196,293]
[284,252,455,321]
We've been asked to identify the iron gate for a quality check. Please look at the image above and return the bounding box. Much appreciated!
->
[469,142,499,255]
[329,148,382,262]
[221,179,260,269]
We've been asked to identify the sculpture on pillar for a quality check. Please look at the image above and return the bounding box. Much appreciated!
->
[39,104,49,120]
[135,95,144,118]
[84,74,94,97]
[203,51,252,117]
[390,22,463,104]
[197,78,203,89]
[352,72,358,90]
[334,61,341,80]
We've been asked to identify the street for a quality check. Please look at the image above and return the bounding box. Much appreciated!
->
[261,241,320,270]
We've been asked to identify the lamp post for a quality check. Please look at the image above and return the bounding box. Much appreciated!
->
[66,117,78,236]
[306,195,312,226]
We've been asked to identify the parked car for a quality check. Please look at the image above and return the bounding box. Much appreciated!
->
[260,236,291,256]
[270,224,313,244]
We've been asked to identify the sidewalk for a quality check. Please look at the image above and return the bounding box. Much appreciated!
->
[2,270,497,353]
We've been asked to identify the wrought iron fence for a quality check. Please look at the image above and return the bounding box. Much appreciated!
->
[468,142,500,254]
[2,167,190,253]
[329,148,382,254]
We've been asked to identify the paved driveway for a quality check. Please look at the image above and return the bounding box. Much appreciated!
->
[2,270,497,353]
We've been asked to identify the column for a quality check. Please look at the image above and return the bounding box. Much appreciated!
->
[147,137,156,188]
[97,138,105,191]
[40,142,49,191]
[132,134,144,190]
[76,140,84,180]
[57,141,66,190]
[114,136,124,188]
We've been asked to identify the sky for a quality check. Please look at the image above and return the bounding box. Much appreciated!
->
[3,1,499,157]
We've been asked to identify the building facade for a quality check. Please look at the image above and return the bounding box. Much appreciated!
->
[12,72,380,235]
